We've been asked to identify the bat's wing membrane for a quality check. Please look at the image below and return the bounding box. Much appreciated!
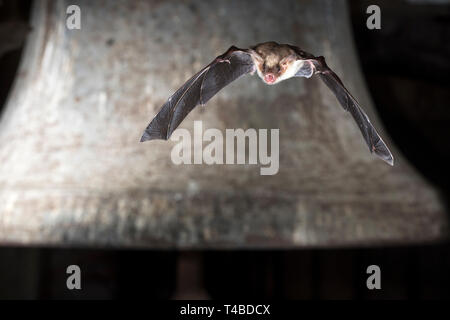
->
[141,47,254,141]
[299,56,394,165]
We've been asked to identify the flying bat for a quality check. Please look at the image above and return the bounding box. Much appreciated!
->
[140,41,394,166]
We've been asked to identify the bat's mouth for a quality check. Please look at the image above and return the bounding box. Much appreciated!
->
[264,74,276,84]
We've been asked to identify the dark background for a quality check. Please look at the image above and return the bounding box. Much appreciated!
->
[0,0,449,299]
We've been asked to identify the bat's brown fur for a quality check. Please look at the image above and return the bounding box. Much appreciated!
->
[252,42,296,76]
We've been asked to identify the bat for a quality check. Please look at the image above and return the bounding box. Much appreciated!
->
[140,41,394,166]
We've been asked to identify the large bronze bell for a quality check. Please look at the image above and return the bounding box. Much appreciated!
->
[0,0,447,248]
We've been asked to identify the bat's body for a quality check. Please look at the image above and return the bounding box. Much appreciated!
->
[141,42,394,166]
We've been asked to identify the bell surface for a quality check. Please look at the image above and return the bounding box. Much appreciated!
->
[0,0,447,248]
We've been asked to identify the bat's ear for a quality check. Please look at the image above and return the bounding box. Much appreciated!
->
[248,49,263,64]
[280,54,297,67]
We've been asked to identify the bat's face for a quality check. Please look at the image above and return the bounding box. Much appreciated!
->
[251,42,299,85]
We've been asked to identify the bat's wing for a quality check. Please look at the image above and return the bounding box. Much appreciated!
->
[294,53,394,166]
[140,46,255,141]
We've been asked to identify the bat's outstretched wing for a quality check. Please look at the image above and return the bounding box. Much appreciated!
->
[140,46,255,141]
[294,52,394,166]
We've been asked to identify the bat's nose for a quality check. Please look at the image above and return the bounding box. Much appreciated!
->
[264,73,276,84]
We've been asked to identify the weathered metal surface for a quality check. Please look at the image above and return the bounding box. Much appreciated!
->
[0,0,447,248]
